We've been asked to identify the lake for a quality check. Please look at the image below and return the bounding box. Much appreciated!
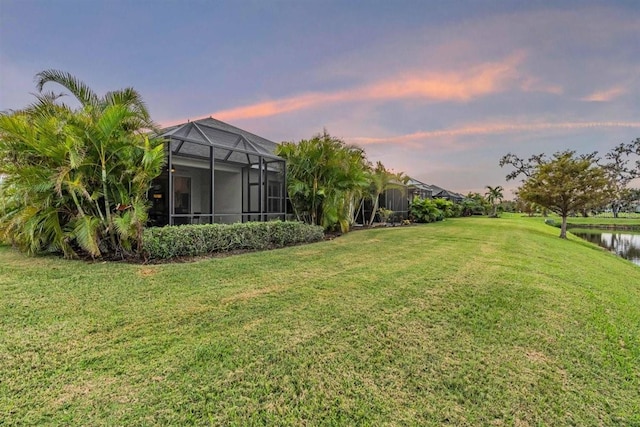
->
[571,229,640,266]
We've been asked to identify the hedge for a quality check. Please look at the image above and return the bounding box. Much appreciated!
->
[142,221,324,260]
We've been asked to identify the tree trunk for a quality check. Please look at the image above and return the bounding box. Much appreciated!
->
[368,194,380,226]
[560,215,568,239]
[101,166,117,249]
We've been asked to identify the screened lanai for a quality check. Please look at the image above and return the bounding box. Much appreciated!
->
[147,117,287,226]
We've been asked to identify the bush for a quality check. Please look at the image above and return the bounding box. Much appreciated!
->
[409,197,443,223]
[409,197,464,223]
[544,219,561,228]
[142,221,324,260]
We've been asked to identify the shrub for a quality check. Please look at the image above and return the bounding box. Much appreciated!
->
[544,219,561,228]
[434,198,457,218]
[409,197,464,223]
[0,71,164,259]
[142,221,324,260]
[409,197,443,223]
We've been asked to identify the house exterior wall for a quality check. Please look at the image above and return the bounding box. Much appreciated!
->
[215,170,242,223]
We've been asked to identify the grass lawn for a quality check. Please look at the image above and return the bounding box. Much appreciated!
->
[566,216,640,226]
[516,213,640,227]
[1,216,639,425]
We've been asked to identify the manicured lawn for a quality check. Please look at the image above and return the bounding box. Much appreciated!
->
[517,213,640,227]
[566,216,640,226]
[1,217,639,425]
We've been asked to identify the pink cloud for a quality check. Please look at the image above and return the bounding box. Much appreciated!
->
[209,53,524,122]
[348,121,640,147]
[581,86,626,101]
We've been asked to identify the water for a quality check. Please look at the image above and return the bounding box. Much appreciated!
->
[571,230,640,266]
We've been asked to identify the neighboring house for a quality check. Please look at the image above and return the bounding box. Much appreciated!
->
[407,177,433,201]
[381,180,409,221]
[145,116,467,227]
[148,117,287,226]
[428,184,465,203]
[407,180,465,204]
[355,179,410,225]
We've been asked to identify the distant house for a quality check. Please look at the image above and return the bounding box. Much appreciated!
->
[148,117,287,226]
[382,180,409,220]
[406,178,433,200]
[354,178,410,224]
[406,179,465,204]
[428,184,465,204]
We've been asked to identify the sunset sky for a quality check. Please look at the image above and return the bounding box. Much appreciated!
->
[1,0,639,196]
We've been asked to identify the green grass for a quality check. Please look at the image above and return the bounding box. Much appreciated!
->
[565,216,640,226]
[512,212,640,227]
[1,217,639,425]
[570,227,640,236]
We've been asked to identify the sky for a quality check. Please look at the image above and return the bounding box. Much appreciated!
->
[1,0,639,196]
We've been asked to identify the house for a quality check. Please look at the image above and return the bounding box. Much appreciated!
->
[354,178,410,225]
[406,178,434,201]
[148,117,287,226]
[381,180,409,221]
[406,179,465,204]
[427,184,465,204]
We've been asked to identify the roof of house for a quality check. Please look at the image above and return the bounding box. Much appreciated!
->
[406,177,434,194]
[428,184,465,201]
[159,117,282,162]
[437,190,465,201]
[407,177,429,187]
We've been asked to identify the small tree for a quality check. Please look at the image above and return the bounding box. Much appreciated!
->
[484,185,504,217]
[502,150,614,238]
[462,192,490,216]
[276,131,369,232]
[377,207,393,224]
[367,161,406,225]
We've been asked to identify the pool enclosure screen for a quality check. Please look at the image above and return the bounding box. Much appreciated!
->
[355,184,409,224]
[148,118,287,226]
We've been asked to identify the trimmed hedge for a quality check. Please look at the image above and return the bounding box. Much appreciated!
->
[142,221,324,260]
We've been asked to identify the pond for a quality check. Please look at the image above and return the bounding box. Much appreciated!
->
[571,229,640,266]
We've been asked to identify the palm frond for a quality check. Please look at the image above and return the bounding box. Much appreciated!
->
[73,214,102,257]
[35,69,99,108]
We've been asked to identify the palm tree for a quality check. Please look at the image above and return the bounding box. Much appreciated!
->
[367,162,407,225]
[0,103,79,256]
[0,70,164,258]
[276,131,369,232]
[485,185,504,217]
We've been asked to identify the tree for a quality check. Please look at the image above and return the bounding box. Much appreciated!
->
[367,161,406,225]
[462,192,490,216]
[499,152,545,180]
[618,137,640,174]
[484,185,504,217]
[502,150,614,238]
[604,138,640,217]
[0,70,164,258]
[276,131,369,232]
